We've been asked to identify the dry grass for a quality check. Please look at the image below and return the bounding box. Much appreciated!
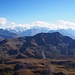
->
[17,69,35,75]
[0,59,75,75]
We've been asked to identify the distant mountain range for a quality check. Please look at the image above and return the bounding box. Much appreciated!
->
[48,29,75,39]
[0,26,75,43]
[0,32,75,62]
[6,27,49,36]
[0,29,18,41]
[6,27,75,39]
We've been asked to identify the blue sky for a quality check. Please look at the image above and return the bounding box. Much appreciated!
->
[0,0,75,29]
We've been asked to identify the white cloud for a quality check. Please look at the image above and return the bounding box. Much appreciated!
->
[9,22,31,30]
[58,20,75,30]
[0,18,7,25]
[10,22,16,25]
[1,18,75,30]
[31,21,58,30]
[9,21,58,30]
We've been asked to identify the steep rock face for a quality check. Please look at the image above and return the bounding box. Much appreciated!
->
[0,32,74,60]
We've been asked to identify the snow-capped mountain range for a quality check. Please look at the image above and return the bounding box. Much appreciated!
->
[5,26,75,39]
[6,26,50,36]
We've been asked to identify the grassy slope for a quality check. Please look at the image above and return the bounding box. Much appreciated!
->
[0,59,75,75]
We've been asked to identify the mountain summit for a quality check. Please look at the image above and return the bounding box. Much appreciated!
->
[0,32,74,61]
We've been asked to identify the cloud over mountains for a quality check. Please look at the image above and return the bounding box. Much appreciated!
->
[0,18,7,25]
[0,17,75,30]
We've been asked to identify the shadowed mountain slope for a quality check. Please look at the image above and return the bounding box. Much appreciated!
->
[0,29,18,41]
[0,32,74,61]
